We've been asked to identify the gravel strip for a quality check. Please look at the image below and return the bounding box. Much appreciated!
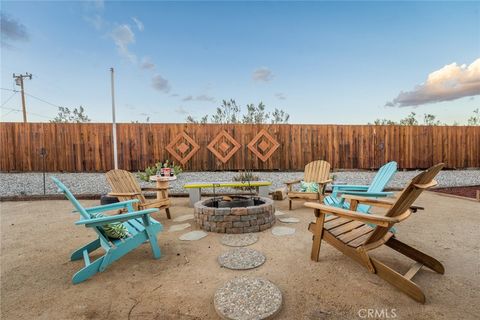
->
[1,170,479,197]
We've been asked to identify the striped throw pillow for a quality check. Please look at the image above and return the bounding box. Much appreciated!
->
[300,181,319,193]
[90,212,130,239]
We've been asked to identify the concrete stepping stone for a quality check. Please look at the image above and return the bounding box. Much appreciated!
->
[278,216,300,223]
[221,233,259,247]
[168,223,191,232]
[179,230,208,241]
[274,210,286,216]
[214,276,282,320]
[218,248,266,270]
[271,226,295,236]
[173,214,194,222]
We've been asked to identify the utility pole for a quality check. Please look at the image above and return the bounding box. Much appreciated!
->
[13,73,32,123]
[110,67,118,169]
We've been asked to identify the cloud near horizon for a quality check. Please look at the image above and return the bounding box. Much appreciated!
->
[252,67,274,82]
[386,58,480,107]
[182,94,216,102]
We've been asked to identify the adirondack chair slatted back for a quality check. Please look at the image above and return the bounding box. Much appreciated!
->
[304,160,331,184]
[367,161,397,193]
[365,163,444,245]
[106,170,147,204]
[51,177,91,220]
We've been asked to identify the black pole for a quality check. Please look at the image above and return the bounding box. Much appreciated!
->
[40,148,47,195]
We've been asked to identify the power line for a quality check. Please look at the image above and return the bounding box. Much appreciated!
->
[1,91,17,108]
[1,87,60,109]
[0,106,54,120]
[24,92,61,109]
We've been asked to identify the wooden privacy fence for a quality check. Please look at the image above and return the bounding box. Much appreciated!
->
[1,122,479,172]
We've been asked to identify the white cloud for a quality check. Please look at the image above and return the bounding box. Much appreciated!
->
[111,24,136,62]
[252,67,274,82]
[182,94,215,102]
[386,58,480,107]
[91,0,104,10]
[152,74,171,93]
[140,56,155,70]
[132,17,144,31]
[175,106,189,115]
[275,93,286,100]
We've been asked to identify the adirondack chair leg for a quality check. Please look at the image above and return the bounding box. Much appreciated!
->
[165,208,171,219]
[386,237,445,274]
[308,209,325,261]
[370,257,426,303]
[289,199,293,210]
[70,238,101,261]
[141,215,161,259]
[146,228,161,259]
[72,257,104,284]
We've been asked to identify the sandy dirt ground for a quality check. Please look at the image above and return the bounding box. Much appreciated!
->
[1,192,479,320]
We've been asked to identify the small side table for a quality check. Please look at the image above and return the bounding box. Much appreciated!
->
[149,175,177,217]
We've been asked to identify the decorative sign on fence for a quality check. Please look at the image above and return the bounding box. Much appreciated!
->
[207,130,241,163]
[166,132,200,165]
[247,129,280,162]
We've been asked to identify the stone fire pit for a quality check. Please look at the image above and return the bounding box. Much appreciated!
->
[194,196,275,233]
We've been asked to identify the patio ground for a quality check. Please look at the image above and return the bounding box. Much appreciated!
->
[1,192,479,320]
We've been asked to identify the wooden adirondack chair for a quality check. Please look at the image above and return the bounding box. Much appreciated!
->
[285,160,332,210]
[106,169,171,219]
[324,161,398,213]
[305,163,445,303]
[52,177,163,284]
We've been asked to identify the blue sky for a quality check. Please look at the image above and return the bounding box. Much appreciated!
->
[1,0,479,124]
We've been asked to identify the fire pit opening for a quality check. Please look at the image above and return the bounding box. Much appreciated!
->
[204,196,265,208]
[194,196,275,234]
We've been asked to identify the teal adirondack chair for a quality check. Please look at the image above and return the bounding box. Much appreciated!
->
[52,177,163,284]
[324,161,398,213]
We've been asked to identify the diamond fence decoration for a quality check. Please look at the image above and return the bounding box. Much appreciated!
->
[166,132,200,165]
[207,130,241,163]
[248,129,280,162]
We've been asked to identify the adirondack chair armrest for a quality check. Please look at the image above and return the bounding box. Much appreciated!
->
[341,191,394,197]
[318,179,333,185]
[341,194,395,208]
[332,185,370,192]
[285,178,302,185]
[76,208,159,227]
[84,199,140,214]
[304,202,406,227]
[108,192,141,197]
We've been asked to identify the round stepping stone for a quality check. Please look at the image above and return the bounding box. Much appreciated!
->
[221,233,259,247]
[168,223,191,232]
[274,210,286,216]
[173,214,194,222]
[278,217,300,223]
[179,230,208,241]
[218,248,266,270]
[214,276,282,320]
[271,226,295,236]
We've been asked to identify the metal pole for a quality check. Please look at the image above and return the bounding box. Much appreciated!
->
[110,68,118,169]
